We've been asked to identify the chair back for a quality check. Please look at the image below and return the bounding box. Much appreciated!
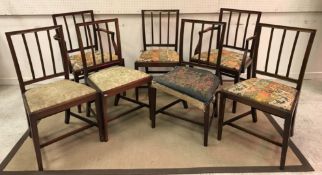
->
[6,25,69,93]
[253,23,316,91]
[179,19,226,73]
[219,8,261,52]
[141,10,179,51]
[75,18,123,79]
[52,10,96,54]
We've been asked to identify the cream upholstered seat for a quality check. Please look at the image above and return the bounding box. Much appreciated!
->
[192,49,250,70]
[137,49,179,62]
[223,78,297,111]
[69,51,118,71]
[25,80,96,113]
[89,66,151,92]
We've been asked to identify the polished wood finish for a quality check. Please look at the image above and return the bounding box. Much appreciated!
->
[75,18,154,141]
[218,8,262,113]
[151,19,226,146]
[52,10,96,112]
[217,23,316,169]
[6,25,103,171]
[135,10,180,100]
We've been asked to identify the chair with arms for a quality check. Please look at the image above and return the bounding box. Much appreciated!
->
[6,25,104,171]
[150,19,226,146]
[134,9,181,101]
[75,18,154,141]
[217,23,316,169]
[193,8,262,113]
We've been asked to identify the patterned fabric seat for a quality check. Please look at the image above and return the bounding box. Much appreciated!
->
[137,49,179,62]
[25,80,96,113]
[69,51,118,71]
[154,66,220,105]
[223,78,297,111]
[192,49,249,70]
[89,66,150,92]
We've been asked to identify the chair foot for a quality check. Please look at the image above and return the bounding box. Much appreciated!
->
[204,105,210,147]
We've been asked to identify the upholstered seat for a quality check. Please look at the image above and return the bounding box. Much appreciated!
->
[69,51,118,71]
[137,49,179,62]
[25,80,96,113]
[223,78,297,111]
[153,66,220,105]
[89,66,150,92]
[192,49,249,70]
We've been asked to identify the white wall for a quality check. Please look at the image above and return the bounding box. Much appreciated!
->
[0,12,321,84]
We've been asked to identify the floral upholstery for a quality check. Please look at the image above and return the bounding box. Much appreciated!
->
[192,49,248,70]
[152,82,207,111]
[69,51,118,71]
[89,66,151,92]
[137,49,179,62]
[154,66,220,103]
[223,78,297,111]
[25,80,96,113]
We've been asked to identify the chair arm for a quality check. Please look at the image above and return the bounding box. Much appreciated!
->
[95,27,119,54]
[240,35,257,72]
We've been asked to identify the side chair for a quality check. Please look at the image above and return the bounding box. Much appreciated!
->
[150,19,226,146]
[6,25,104,171]
[134,9,181,101]
[217,23,316,169]
[75,18,154,141]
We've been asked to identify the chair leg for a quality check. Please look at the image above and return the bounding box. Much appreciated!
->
[114,94,121,106]
[251,107,257,123]
[148,85,156,128]
[101,95,109,142]
[86,102,91,117]
[203,105,210,146]
[64,109,70,124]
[290,104,298,137]
[74,74,82,113]
[134,65,140,101]
[232,75,239,113]
[280,116,292,170]
[95,93,106,142]
[122,91,126,96]
[26,112,32,138]
[247,65,252,79]
[212,93,218,118]
[217,94,226,140]
[30,119,43,171]
[182,100,188,109]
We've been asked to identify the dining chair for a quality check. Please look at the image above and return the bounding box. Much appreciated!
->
[217,23,316,169]
[150,19,226,146]
[134,9,180,101]
[75,18,154,141]
[193,8,262,113]
[6,25,104,171]
[52,10,96,112]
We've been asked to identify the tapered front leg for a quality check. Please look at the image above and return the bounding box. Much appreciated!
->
[148,85,156,128]
[251,107,257,123]
[280,116,292,170]
[203,105,210,146]
[217,93,226,141]
[95,93,105,142]
[30,119,43,171]
[101,94,109,142]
